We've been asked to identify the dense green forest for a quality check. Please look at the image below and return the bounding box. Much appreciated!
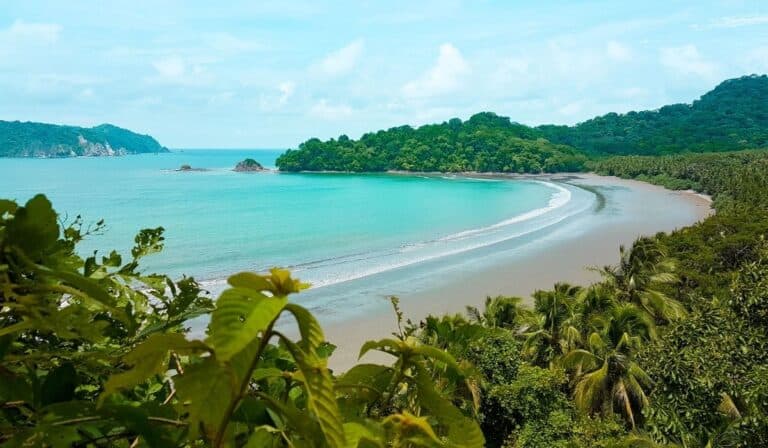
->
[0,121,168,157]
[3,151,768,446]
[277,112,589,173]
[540,75,768,155]
[276,75,768,172]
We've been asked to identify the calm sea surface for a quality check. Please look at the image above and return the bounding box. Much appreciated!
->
[0,149,594,320]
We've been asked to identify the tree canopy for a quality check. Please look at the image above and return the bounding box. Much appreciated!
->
[277,75,768,172]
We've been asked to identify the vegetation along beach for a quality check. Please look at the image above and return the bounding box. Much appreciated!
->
[2,2,768,447]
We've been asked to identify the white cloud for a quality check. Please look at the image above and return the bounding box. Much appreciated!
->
[402,43,469,98]
[315,39,364,76]
[616,87,649,99]
[208,91,234,105]
[278,81,295,104]
[309,99,353,120]
[660,45,717,78]
[153,56,186,79]
[705,15,768,28]
[2,20,62,44]
[203,32,261,54]
[259,81,296,111]
[78,88,95,100]
[495,57,529,77]
[606,41,631,61]
[0,19,62,59]
[151,56,210,85]
[128,96,163,108]
[558,101,583,116]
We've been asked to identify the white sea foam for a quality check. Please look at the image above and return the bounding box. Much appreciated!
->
[200,181,588,293]
[296,181,588,289]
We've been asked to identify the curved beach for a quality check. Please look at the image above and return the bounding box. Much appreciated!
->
[322,173,713,371]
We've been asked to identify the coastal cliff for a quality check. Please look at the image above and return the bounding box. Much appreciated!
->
[0,121,169,157]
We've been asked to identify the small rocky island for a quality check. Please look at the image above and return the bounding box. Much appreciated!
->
[176,164,208,172]
[234,158,265,172]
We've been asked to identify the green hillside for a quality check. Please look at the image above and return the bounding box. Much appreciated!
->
[0,121,168,157]
[277,112,588,173]
[277,75,768,172]
[539,74,768,155]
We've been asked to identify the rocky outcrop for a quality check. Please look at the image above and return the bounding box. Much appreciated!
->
[234,158,265,172]
[176,164,208,172]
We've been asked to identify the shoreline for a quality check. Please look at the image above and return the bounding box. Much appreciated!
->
[322,172,713,371]
[281,169,715,203]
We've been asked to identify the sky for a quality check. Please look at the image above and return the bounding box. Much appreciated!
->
[1,1,768,148]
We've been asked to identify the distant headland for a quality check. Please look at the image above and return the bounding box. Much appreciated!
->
[0,121,168,158]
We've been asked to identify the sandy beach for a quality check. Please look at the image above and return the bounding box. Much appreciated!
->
[323,173,713,371]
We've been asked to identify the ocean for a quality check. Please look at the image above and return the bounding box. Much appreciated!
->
[0,149,595,322]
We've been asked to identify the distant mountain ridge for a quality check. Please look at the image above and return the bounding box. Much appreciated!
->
[0,121,168,157]
[276,74,768,172]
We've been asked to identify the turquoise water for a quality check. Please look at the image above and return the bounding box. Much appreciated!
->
[0,150,594,319]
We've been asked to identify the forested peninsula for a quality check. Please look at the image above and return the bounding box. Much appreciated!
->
[276,74,768,172]
[0,121,168,157]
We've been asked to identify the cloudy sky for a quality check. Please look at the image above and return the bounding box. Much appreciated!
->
[1,1,767,148]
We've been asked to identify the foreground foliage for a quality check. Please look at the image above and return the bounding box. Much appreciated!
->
[0,195,483,447]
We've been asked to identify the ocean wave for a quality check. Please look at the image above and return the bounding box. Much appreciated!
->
[200,181,586,292]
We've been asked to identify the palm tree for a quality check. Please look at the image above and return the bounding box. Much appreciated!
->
[522,282,583,366]
[561,302,656,428]
[598,238,686,322]
[465,295,532,330]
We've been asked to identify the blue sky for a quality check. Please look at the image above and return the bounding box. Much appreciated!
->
[1,1,767,148]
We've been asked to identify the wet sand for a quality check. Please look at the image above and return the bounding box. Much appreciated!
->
[323,173,713,371]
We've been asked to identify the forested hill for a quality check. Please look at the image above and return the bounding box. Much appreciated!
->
[276,74,768,172]
[277,112,589,172]
[0,121,169,157]
[539,74,768,155]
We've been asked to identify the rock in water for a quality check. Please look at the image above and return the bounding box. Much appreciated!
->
[234,158,264,172]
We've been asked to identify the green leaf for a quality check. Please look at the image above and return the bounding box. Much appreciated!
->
[283,303,325,354]
[228,272,275,292]
[256,391,325,441]
[343,422,384,448]
[4,425,81,448]
[252,367,285,382]
[281,337,346,447]
[207,286,287,360]
[245,426,280,448]
[101,333,209,400]
[46,268,123,315]
[98,403,179,447]
[175,358,238,441]
[358,338,403,360]
[0,198,18,216]
[415,366,484,448]
[411,345,461,373]
[0,369,33,403]
[5,194,59,259]
[382,412,442,447]
[337,364,394,396]
[41,363,78,406]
